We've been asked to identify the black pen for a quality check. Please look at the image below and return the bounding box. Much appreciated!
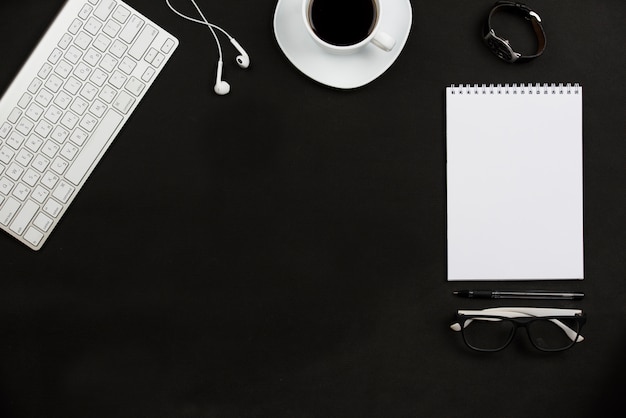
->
[453,290,585,300]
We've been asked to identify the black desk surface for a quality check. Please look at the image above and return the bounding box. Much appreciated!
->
[1,1,625,417]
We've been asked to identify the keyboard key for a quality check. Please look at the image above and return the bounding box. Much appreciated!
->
[25,103,44,121]
[41,141,59,159]
[99,85,118,103]
[22,168,40,187]
[51,158,69,175]
[118,56,136,74]
[144,48,158,64]
[119,15,144,43]
[31,185,49,203]
[109,39,128,58]
[24,227,44,246]
[103,20,122,38]
[125,77,145,96]
[0,123,11,139]
[33,212,53,232]
[48,48,64,64]
[129,25,158,60]
[58,34,73,49]
[27,78,43,94]
[44,106,63,124]
[84,48,103,66]
[0,147,14,164]
[69,129,88,146]
[89,69,108,87]
[34,120,54,138]
[94,0,117,21]
[66,110,123,185]
[74,62,93,80]
[152,53,165,67]
[94,34,112,52]
[15,118,34,135]
[84,17,102,35]
[6,163,24,181]
[25,136,43,153]
[65,45,83,64]
[44,74,64,92]
[80,83,98,101]
[61,143,79,160]
[75,32,93,49]
[113,91,135,114]
[70,97,90,115]
[51,126,70,144]
[141,67,156,82]
[43,198,62,218]
[64,76,82,95]
[18,93,33,109]
[8,108,22,123]
[9,199,38,235]
[31,155,50,173]
[0,197,20,226]
[100,54,118,72]
[161,38,175,54]
[113,6,131,24]
[41,172,59,189]
[0,176,14,193]
[53,91,73,109]
[109,71,127,88]
[35,89,54,107]
[52,180,74,203]
[79,114,98,132]
[7,132,25,149]
[78,4,94,20]
[89,100,107,118]
[12,183,30,201]
[38,63,53,78]
[16,149,34,166]
[68,18,83,35]
[61,112,80,130]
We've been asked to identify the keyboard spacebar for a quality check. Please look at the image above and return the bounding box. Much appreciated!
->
[66,110,124,186]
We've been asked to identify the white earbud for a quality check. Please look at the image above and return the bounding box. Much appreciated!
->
[230,38,250,68]
[166,0,250,96]
[214,60,231,95]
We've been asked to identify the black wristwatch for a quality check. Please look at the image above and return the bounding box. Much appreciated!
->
[483,1,546,63]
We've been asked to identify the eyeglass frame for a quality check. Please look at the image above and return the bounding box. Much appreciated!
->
[450,307,587,352]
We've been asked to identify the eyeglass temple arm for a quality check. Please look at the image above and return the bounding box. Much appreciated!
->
[450,307,584,342]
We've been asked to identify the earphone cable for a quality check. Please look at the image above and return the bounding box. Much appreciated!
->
[165,0,235,60]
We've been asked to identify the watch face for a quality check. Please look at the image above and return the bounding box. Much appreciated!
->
[485,30,519,62]
[487,36,513,61]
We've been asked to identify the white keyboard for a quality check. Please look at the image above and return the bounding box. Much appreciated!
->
[0,0,178,250]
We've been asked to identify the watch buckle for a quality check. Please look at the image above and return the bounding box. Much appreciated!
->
[528,11,542,22]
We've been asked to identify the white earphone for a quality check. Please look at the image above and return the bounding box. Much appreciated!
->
[214,59,230,95]
[165,0,250,95]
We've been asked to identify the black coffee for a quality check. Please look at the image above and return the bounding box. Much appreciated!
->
[309,0,377,46]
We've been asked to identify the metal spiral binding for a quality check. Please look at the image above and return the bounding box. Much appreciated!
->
[449,83,581,95]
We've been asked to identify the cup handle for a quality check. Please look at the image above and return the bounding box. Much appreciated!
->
[371,31,396,52]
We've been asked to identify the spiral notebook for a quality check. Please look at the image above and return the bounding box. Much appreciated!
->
[446,83,584,280]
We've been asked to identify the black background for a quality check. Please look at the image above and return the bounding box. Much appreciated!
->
[1,1,625,417]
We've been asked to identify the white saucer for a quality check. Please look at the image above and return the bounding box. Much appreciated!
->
[273,0,413,89]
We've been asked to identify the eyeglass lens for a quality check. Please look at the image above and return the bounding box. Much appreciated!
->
[527,317,580,351]
[462,317,515,351]
[461,317,580,351]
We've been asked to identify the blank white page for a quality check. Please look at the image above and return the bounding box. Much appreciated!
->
[446,84,584,280]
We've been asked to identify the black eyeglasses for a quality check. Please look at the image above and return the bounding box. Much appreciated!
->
[451,308,586,352]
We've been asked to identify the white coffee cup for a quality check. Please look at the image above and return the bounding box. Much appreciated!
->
[302,0,396,55]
